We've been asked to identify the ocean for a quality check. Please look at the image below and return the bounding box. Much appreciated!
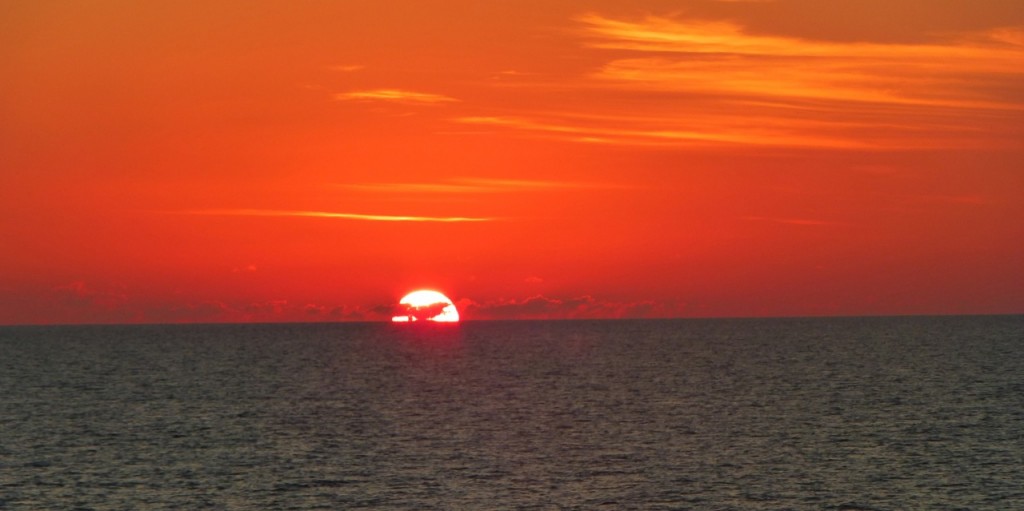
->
[1,316,1021,510]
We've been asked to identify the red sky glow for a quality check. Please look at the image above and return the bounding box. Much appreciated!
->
[2,0,1022,324]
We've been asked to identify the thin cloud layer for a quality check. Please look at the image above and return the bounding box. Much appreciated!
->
[581,14,1024,110]
[460,295,679,320]
[458,113,871,148]
[178,209,495,222]
[328,64,365,72]
[465,14,1024,149]
[339,177,630,194]
[334,89,458,104]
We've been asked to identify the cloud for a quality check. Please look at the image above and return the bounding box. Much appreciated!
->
[338,177,631,194]
[40,287,407,324]
[460,295,679,320]
[304,303,328,316]
[334,89,458,104]
[148,299,396,323]
[145,300,234,323]
[54,281,127,310]
[393,301,450,322]
[989,27,1024,46]
[456,177,632,191]
[174,209,495,223]
[326,303,396,322]
[243,300,290,317]
[341,182,496,194]
[41,287,678,323]
[579,14,1024,110]
[145,299,340,323]
[466,14,1023,150]
[457,113,871,149]
[328,64,365,72]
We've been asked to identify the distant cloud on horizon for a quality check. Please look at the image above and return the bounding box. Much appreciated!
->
[458,294,679,320]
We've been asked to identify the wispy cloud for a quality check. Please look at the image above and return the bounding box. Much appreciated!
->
[458,113,871,148]
[339,177,632,193]
[341,182,491,194]
[464,14,1023,150]
[176,209,494,222]
[328,64,365,72]
[579,14,1024,111]
[459,177,607,190]
[334,89,458,104]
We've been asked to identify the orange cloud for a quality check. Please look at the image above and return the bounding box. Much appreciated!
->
[328,64,365,72]
[334,89,457,104]
[339,178,631,193]
[464,14,1023,150]
[458,113,872,148]
[177,209,495,222]
[340,182,493,194]
[579,14,1024,111]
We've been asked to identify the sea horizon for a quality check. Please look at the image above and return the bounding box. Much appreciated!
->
[3,312,1023,329]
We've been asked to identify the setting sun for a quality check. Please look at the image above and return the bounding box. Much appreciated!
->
[391,290,460,323]
[2,2,1020,509]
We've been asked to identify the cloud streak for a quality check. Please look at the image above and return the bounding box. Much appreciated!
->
[176,209,495,223]
[465,14,1024,150]
[334,89,458,104]
[328,64,365,72]
[578,14,1024,111]
[339,177,632,194]
[458,113,872,148]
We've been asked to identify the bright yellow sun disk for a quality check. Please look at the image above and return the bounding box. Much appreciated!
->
[391,290,460,323]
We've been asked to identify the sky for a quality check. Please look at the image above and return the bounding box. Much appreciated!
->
[2,0,1022,324]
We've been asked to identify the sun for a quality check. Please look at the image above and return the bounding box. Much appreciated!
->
[391,290,460,323]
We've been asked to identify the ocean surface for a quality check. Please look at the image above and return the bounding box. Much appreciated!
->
[1,316,1022,510]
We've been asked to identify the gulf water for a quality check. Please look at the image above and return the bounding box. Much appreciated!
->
[1,316,1022,510]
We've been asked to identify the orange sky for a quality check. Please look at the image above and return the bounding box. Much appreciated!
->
[2,0,1022,324]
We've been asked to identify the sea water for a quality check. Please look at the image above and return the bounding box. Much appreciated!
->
[1,316,1022,510]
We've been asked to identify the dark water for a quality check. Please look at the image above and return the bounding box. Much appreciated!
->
[1,317,1022,510]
